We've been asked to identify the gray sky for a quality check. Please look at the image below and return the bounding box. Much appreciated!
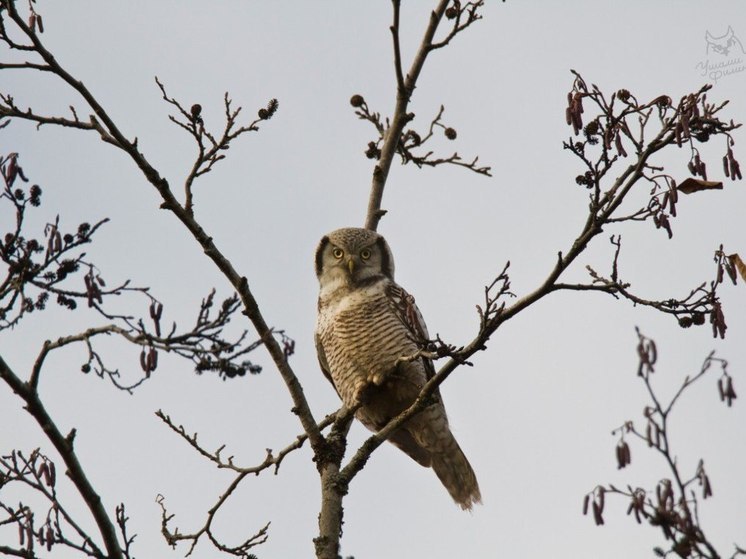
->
[2,2,745,558]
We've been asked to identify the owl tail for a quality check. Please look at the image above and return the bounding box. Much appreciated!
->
[410,406,482,511]
[431,437,482,511]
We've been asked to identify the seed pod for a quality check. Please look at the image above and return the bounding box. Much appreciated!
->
[7,154,18,186]
[615,133,627,157]
[37,461,48,482]
[646,422,653,447]
[622,441,631,467]
[46,226,57,256]
[681,110,691,136]
[140,348,148,372]
[662,480,673,509]
[658,213,672,238]
[147,348,158,372]
[46,525,53,550]
[592,500,604,526]
[718,377,726,401]
[42,463,52,486]
[667,190,677,216]
[597,487,605,513]
[724,155,731,177]
[703,475,712,498]
[732,159,742,180]
[37,15,44,33]
[726,377,737,406]
[582,494,590,515]
[637,340,647,363]
[48,461,56,486]
[29,13,36,31]
[669,180,678,202]
[647,339,657,365]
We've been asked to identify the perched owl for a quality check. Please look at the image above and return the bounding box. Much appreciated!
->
[314,227,481,510]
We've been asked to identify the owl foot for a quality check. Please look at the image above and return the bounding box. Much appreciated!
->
[367,371,388,386]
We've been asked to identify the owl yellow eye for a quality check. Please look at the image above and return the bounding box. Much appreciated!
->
[360,248,372,260]
[332,248,344,259]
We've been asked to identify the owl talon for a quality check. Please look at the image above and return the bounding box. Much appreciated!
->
[354,383,373,405]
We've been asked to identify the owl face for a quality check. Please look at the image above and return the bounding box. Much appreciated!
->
[315,227,395,287]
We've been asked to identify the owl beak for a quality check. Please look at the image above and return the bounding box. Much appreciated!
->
[346,257,355,274]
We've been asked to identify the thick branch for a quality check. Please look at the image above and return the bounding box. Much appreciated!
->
[364,0,450,230]
[0,0,324,456]
[0,354,121,559]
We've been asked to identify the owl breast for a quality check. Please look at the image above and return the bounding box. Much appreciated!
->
[316,279,427,413]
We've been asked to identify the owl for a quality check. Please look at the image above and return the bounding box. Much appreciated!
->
[314,227,481,510]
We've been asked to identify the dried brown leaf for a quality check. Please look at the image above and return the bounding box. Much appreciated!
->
[728,253,746,283]
[677,177,723,194]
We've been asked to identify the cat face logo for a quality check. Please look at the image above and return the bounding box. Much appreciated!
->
[705,26,746,57]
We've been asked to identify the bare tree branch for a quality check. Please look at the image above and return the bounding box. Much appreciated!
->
[153,408,340,558]
[0,355,123,559]
[1,2,743,559]
[0,0,325,456]
[364,0,487,231]
[582,330,740,559]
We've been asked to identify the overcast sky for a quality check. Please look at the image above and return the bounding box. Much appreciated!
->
[2,2,745,558]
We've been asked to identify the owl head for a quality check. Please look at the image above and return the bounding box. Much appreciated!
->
[315,227,395,285]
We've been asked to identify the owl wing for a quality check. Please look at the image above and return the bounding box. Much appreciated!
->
[386,283,437,381]
[315,332,340,397]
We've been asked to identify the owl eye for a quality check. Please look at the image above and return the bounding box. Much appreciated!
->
[360,248,372,260]
[332,248,344,259]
